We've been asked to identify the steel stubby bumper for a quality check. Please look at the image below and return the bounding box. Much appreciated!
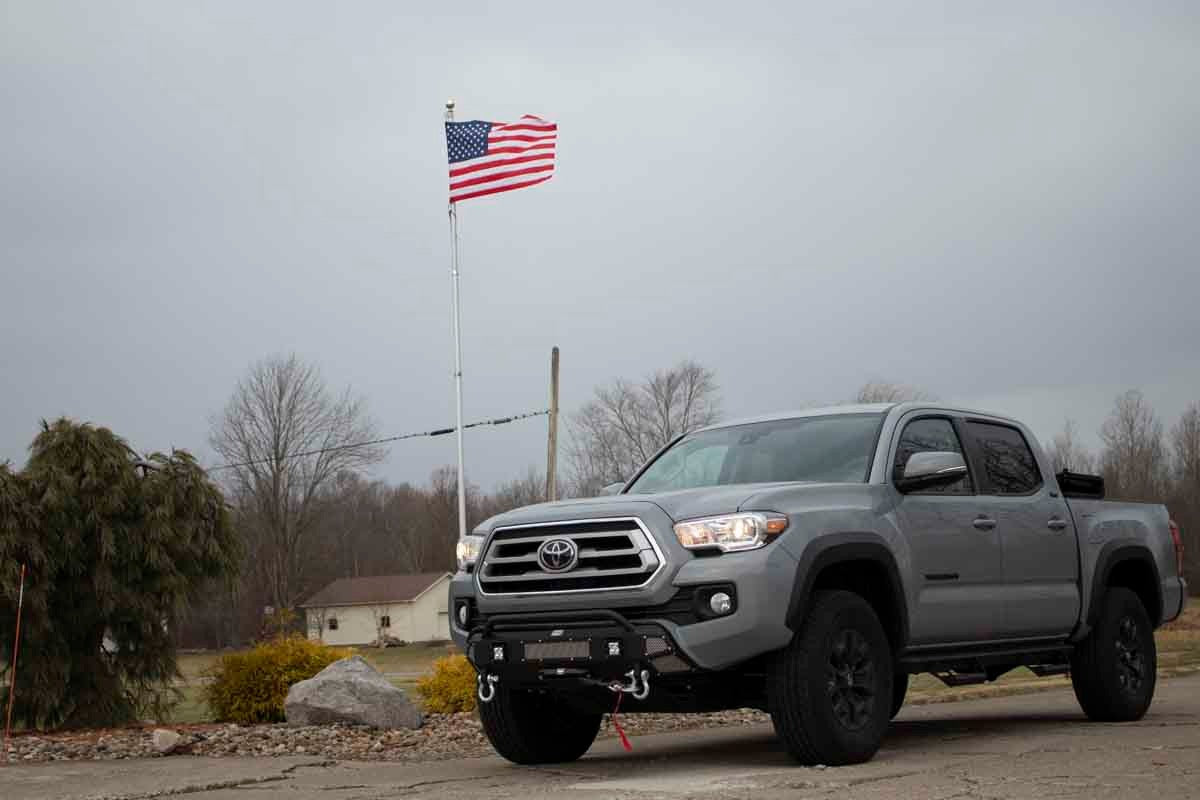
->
[465,609,691,697]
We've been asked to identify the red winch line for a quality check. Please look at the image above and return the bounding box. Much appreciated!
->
[611,690,632,752]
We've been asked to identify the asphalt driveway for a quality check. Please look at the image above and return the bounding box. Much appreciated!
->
[5,673,1199,799]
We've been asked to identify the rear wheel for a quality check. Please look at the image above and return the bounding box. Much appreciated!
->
[767,590,893,765]
[1070,587,1157,722]
[477,685,602,764]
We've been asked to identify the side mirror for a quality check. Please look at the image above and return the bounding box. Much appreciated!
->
[895,451,968,493]
[599,482,625,496]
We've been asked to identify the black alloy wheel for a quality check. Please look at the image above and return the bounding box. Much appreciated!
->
[1114,615,1147,694]
[826,628,878,732]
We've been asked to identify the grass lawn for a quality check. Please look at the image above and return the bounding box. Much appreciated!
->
[165,605,1200,724]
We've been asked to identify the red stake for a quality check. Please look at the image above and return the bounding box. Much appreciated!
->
[3,563,27,764]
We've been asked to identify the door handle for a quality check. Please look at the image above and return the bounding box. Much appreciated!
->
[1047,518,1069,531]
[972,517,997,531]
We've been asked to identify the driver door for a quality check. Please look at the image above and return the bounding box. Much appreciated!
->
[892,415,1006,646]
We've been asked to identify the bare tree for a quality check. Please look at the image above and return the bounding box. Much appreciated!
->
[1099,390,1169,502]
[1170,402,1200,587]
[567,361,721,496]
[1172,403,1200,492]
[854,381,937,403]
[307,606,330,641]
[1046,419,1097,474]
[368,604,392,647]
[487,467,547,513]
[210,354,383,611]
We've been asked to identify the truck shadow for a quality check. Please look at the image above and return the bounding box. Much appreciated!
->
[575,709,1114,768]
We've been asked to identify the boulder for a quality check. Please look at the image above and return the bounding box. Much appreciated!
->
[285,656,423,730]
[152,728,183,755]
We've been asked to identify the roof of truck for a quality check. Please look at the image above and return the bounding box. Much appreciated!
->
[693,402,1022,434]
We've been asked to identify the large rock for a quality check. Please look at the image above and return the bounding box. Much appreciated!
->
[284,656,423,730]
[151,728,183,755]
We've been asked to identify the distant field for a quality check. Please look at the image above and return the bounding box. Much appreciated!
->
[166,606,1200,724]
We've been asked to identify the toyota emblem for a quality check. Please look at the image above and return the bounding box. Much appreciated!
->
[537,538,579,573]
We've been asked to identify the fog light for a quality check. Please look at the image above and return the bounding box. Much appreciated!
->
[457,603,469,627]
[709,592,733,615]
[492,644,505,662]
[607,640,622,657]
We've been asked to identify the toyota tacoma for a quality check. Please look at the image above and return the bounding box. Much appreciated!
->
[448,403,1187,765]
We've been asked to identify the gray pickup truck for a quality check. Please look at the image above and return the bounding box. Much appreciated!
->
[449,403,1187,766]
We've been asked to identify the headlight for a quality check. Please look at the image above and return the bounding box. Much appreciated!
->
[456,535,484,570]
[673,512,788,553]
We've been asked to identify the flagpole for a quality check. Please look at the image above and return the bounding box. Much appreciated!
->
[446,99,468,542]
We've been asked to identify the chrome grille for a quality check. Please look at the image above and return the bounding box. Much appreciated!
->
[476,517,663,595]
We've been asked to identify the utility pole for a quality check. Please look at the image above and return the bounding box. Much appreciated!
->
[546,346,560,501]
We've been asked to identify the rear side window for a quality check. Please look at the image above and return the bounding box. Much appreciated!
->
[966,422,1042,495]
[894,417,973,495]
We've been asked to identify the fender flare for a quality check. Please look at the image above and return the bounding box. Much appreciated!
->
[784,533,910,650]
[1088,540,1163,627]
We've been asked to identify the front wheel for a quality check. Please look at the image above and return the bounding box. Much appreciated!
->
[890,671,909,719]
[477,685,602,764]
[767,590,893,765]
[1070,587,1157,722]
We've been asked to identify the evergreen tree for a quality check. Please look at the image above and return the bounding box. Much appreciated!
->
[0,419,239,729]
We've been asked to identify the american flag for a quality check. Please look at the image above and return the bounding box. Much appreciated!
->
[445,115,557,203]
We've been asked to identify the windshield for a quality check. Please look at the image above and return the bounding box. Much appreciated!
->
[626,413,884,494]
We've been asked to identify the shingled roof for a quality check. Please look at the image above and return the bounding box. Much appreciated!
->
[300,572,450,608]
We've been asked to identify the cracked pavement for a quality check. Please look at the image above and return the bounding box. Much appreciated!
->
[5,673,1199,799]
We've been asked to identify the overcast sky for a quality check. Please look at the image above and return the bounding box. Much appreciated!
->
[3,2,1198,490]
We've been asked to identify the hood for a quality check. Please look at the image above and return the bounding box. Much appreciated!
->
[477,494,660,532]
[475,482,867,533]
[633,485,777,521]
[478,484,789,532]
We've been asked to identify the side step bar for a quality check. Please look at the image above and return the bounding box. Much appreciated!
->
[899,639,1072,676]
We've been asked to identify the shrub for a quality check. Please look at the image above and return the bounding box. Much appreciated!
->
[203,636,350,724]
[416,654,477,713]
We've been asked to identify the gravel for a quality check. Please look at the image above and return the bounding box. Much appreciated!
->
[2,710,771,764]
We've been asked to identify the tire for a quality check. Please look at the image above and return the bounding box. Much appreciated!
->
[477,684,602,765]
[1071,586,1157,722]
[768,590,893,765]
[890,671,909,719]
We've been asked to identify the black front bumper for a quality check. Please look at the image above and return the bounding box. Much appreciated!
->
[466,609,694,687]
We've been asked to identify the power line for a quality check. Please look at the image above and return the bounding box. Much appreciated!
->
[207,408,550,473]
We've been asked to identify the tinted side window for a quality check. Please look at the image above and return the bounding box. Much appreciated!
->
[894,418,972,495]
[966,422,1042,495]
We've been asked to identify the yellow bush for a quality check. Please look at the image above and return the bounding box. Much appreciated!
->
[203,636,350,724]
[416,654,477,713]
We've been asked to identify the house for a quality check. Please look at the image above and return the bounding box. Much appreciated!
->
[300,572,452,646]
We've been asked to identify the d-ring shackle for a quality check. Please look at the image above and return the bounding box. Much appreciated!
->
[477,673,499,703]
